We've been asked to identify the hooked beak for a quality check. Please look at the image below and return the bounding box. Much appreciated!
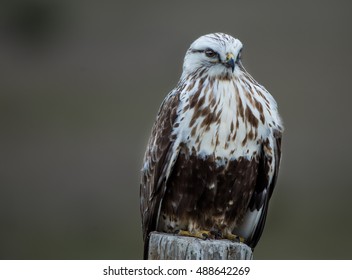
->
[224,53,235,72]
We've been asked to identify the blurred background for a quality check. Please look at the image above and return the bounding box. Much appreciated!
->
[1,0,352,259]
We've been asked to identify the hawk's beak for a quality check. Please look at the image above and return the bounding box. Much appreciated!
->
[225,53,235,72]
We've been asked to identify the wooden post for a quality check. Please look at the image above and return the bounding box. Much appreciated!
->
[147,232,253,260]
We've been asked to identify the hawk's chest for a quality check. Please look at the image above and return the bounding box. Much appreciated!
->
[173,80,268,163]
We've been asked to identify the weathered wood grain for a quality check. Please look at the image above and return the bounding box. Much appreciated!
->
[147,232,253,260]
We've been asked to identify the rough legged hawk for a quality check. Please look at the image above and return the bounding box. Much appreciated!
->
[140,33,283,259]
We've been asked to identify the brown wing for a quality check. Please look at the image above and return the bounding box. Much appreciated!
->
[140,90,180,258]
[247,129,282,248]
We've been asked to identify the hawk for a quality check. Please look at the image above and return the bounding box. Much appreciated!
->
[140,33,283,259]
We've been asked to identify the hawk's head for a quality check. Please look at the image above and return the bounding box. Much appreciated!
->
[182,33,243,79]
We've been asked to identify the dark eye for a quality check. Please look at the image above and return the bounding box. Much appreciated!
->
[204,48,217,58]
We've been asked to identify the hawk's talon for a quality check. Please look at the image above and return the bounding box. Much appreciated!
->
[176,229,245,243]
[176,230,212,240]
[223,232,246,243]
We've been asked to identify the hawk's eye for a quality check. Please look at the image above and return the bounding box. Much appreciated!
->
[204,49,217,58]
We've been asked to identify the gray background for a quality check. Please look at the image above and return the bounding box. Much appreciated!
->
[1,0,352,259]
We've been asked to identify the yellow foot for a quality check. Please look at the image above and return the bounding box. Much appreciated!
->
[223,232,245,243]
[176,230,212,240]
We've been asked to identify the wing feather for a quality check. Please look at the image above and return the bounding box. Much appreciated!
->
[247,129,282,248]
[140,90,180,258]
